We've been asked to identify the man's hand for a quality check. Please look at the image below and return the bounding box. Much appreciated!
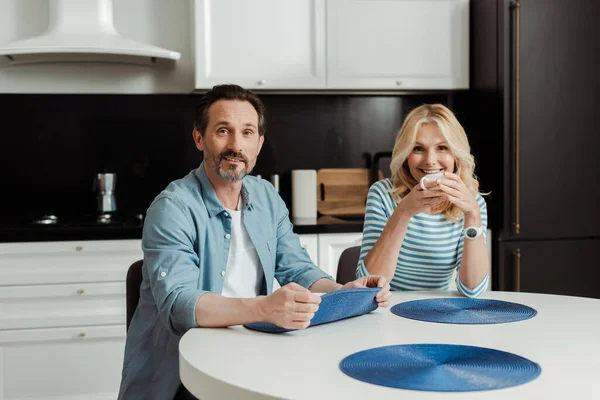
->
[256,282,321,329]
[343,276,391,308]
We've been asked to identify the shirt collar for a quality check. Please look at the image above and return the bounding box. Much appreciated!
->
[195,162,254,217]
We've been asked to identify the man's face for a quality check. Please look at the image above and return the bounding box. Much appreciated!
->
[195,100,264,182]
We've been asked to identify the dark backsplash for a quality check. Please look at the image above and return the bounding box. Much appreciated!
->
[0,93,456,223]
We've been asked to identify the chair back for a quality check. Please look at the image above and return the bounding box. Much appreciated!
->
[126,260,143,331]
[336,246,361,285]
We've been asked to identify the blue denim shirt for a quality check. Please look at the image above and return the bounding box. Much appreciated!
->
[118,164,332,400]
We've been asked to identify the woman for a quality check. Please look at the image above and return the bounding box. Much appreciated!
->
[356,104,489,297]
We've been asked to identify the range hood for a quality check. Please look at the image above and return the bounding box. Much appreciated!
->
[0,0,181,66]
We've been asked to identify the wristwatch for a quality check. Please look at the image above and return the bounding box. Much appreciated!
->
[463,226,484,240]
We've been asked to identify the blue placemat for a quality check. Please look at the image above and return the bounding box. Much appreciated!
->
[244,287,380,333]
[340,344,541,392]
[391,298,537,324]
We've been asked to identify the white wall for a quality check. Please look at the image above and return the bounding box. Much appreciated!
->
[0,0,194,93]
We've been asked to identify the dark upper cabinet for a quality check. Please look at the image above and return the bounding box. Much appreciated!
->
[466,0,600,240]
[498,239,600,299]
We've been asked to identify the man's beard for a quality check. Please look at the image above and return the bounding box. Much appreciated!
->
[204,149,254,182]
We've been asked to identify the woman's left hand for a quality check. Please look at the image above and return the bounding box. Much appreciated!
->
[437,172,479,216]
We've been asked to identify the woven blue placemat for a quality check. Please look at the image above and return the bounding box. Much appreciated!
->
[244,287,380,333]
[340,344,541,392]
[391,298,537,324]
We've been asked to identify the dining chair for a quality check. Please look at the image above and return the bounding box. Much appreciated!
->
[126,260,143,331]
[336,245,361,285]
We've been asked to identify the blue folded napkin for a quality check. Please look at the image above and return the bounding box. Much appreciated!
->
[391,297,537,324]
[244,287,380,333]
[340,344,541,392]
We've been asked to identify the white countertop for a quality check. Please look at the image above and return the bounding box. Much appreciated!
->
[179,290,600,399]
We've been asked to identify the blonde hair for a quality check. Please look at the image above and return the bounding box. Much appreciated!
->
[389,104,480,222]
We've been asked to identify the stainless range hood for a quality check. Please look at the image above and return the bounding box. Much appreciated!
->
[0,0,181,66]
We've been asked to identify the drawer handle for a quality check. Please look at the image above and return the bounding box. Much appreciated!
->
[76,289,85,295]
[78,332,86,338]
[75,245,83,252]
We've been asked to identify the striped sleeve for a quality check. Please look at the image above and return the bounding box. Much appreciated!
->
[455,194,489,298]
[356,180,394,279]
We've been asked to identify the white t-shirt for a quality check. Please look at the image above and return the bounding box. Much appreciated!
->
[221,198,264,298]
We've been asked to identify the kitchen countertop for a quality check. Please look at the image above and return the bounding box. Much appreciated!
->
[0,215,364,243]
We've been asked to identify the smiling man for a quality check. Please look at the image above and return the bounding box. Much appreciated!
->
[117,84,391,400]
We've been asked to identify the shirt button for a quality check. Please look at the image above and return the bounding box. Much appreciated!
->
[224,212,229,217]
[220,271,225,276]
[160,271,166,277]
[225,233,231,239]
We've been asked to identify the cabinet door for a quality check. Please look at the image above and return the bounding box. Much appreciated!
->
[317,233,362,279]
[498,239,600,299]
[0,240,142,286]
[193,0,326,89]
[0,282,125,330]
[326,0,469,89]
[0,325,125,400]
[502,0,600,239]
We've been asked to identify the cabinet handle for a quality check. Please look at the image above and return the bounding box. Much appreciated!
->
[257,80,266,85]
[395,80,402,86]
[511,1,521,234]
[75,245,83,252]
[78,332,86,338]
[76,289,85,295]
[513,249,521,292]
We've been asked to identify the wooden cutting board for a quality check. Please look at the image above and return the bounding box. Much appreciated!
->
[317,168,383,216]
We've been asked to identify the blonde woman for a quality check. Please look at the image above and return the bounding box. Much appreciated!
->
[356,104,489,297]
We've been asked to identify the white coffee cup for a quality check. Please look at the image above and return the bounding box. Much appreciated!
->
[420,173,445,191]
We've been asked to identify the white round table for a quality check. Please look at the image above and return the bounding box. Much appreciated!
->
[179,291,600,399]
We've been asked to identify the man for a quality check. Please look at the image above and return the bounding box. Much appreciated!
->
[118,84,391,400]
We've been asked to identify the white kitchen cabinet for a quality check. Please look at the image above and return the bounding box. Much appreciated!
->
[0,240,142,286]
[317,232,363,279]
[0,282,125,330]
[193,0,326,90]
[0,326,126,400]
[0,240,142,400]
[326,0,469,90]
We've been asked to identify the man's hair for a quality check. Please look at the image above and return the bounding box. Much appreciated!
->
[194,84,266,136]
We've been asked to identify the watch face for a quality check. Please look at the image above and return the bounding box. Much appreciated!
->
[466,227,477,238]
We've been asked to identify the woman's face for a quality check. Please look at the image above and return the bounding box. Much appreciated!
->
[407,123,455,182]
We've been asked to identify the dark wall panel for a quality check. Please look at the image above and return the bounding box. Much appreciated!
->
[0,94,447,223]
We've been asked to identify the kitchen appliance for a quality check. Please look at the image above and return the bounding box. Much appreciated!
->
[95,173,117,223]
[464,0,600,297]
[0,0,181,65]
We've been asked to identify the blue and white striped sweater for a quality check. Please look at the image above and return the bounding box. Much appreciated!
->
[356,179,488,298]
